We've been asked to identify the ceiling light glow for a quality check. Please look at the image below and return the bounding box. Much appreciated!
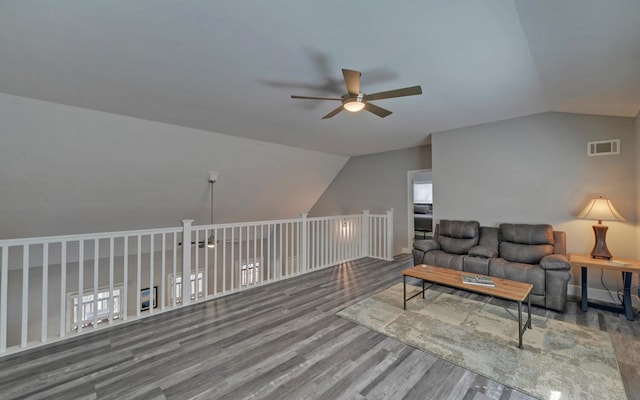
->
[343,101,365,112]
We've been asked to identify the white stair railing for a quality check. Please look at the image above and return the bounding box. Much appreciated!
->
[0,209,393,357]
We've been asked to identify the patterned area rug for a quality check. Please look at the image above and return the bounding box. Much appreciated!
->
[336,283,626,400]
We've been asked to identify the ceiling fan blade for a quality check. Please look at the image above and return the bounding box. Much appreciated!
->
[322,105,345,119]
[342,69,361,95]
[364,102,392,118]
[291,95,342,101]
[366,85,422,101]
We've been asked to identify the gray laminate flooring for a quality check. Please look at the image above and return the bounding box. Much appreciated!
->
[0,255,638,400]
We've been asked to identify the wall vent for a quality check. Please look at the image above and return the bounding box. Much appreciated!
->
[587,139,620,156]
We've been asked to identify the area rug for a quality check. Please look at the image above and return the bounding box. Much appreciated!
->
[336,283,626,400]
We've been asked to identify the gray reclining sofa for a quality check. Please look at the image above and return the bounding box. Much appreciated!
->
[412,220,571,311]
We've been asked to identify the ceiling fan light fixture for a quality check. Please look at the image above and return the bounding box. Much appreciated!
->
[207,235,216,248]
[291,69,421,119]
[343,94,365,112]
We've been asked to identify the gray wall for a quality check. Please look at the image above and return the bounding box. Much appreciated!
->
[432,111,637,291]
[309,145,432,255]
[636,111,640,259]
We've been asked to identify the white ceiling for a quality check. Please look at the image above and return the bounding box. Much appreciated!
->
[1,0,639,156]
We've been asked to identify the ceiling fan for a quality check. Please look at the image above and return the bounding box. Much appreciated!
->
[291,68,422,119]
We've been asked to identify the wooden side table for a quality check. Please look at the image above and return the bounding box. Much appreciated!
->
[568,253,640,320]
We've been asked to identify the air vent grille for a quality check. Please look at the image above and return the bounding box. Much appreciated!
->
[587,139,620,156]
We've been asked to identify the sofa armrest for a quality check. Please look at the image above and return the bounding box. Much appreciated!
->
[468,245,498,259]
[540,254,571,271]
[413,239,441,253]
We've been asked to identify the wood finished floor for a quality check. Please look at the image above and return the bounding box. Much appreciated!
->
[1,254,639,400]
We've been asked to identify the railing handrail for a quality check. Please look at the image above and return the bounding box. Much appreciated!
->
[0,213,383,246]
[0,226,183,246]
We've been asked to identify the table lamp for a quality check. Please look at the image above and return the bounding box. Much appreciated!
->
[577,196,625,259]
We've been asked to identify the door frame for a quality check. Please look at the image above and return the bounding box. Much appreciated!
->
[406,169,432,251]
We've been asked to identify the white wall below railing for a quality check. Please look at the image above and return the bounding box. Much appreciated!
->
[0,210,393,357]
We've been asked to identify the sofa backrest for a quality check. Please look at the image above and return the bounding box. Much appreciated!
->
[498,223,554,264]
[552,231,566,255]
[432,221,567,259]
[478,226,499,252]
[436,220,480,255]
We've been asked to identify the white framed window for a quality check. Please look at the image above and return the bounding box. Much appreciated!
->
[169,270,204,303]
[68,286,122,331]
[240,257,261,286]
[413,182,433,203]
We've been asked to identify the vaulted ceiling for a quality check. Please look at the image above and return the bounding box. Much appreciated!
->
[1,0,639,157]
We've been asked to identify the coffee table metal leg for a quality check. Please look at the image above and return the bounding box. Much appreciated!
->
[403,275,407,310]
[527,293,532,329]
[518,301,523,349]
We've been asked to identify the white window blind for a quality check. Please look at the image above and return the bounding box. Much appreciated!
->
[413,182,433,203]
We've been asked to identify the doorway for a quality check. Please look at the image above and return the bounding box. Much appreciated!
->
[407,169,433,249]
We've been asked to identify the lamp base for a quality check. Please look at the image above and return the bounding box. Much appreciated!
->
[591,224,612,260]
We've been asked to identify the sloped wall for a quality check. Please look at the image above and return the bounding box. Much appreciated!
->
[309,145,432,255]
[0,94,349,239]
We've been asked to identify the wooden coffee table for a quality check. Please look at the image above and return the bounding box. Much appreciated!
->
[402,264,533,349]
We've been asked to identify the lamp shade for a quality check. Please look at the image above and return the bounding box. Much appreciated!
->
[577,197,625,222]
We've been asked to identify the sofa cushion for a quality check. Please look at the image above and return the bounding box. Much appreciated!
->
[499,224,554,264]
[539,254,571,271]
[499,224,554,245]
[499,242,553,264]
[478,226,499,251]
[463,255,490,275]
[468,245,498,259]
[413,239,440,253]
[489,258,546,296]
[424,250,465,271]
[437,220,480,255]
